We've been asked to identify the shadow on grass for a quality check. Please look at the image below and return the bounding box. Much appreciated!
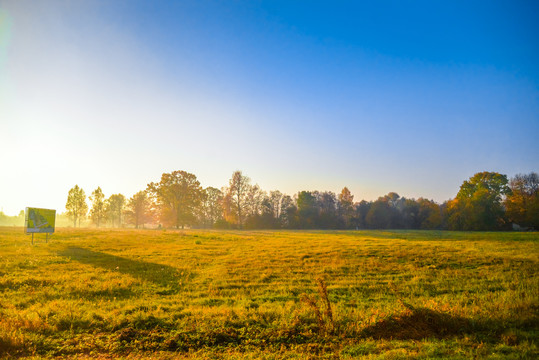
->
[57,247,191,293]
[361,307,473,340]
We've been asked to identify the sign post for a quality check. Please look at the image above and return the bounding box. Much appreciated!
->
[25,207,56,244]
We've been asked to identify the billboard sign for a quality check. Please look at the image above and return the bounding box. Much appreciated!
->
[25,207,56,234]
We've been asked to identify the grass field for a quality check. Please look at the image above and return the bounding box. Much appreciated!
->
[0,227,537,359]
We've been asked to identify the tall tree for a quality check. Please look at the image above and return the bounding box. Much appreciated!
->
[505,172,539,228]
[106,194,126,228]
[416,198,443,229]
[226,171,251,229]
[147,170,203,229]
[89,187,106,227]
[365,199,392,229]
[365,193,402,229]
[296,191,318,228]
[400,198,421,229]
[279,194,295,228]
[66,185,88,227]
[318,191,338,228]
[338,187,355,228]
[221,189,236,226]
[355,200,371,229]
[447,171,511,230]
[125,191,151,229]
[269,191,284,220]
[266,191,294,227]
[245,184,266,217]
[199,187,223,228]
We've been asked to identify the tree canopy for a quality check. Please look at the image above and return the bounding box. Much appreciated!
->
[66,185,88,227]
[147,170,202,229]
[447,172,510,230]
[89,187,106,227]
[505,172,539,229]
[125,191,152,229]
[63,170,537,231]
[226,171,251,229]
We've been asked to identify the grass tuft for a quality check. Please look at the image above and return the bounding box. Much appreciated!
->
[299,277,335,334]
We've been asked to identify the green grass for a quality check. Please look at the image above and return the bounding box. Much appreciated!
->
[0,227,537,359]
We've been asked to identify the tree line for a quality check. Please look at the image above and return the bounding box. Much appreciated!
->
[65,170,539,231]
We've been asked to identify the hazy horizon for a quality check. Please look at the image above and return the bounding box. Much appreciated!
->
[1,1,538,216]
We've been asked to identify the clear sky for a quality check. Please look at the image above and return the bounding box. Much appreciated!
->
[1,0,538,216]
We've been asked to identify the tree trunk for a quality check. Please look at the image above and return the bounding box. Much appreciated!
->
[238,205,243,229]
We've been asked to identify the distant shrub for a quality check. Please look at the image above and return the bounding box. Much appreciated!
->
[213,219,232,229]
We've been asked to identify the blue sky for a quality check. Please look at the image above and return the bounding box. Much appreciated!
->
[1,0,538,215]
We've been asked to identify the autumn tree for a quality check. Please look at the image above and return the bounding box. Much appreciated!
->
[66,185,88,227]
[396,197,442,229]
[89,187,106,227]
[147,170,203,229]
[221,189,236,226]
[400,198,420,229]
[226,171,251,229]
[268,191,284,220]
[447,171,511,230]
[355,200,371,229]
[365,199,392,229]
[416,198,443,229]
[338,187,355,228]
[505,172,539,228]
[317,191,338,228]
[106,194,126,228]
[364,193,403,229]
[125,191,152,229]
[245,184,266,217]
[244,193,277,229]
[199,187,223,228]
[296,191,318,228]
[267,191,294,227]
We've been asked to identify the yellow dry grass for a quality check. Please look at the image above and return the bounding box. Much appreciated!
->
[0,227,537,359]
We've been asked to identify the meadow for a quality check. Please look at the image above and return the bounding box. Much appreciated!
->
[0,227,537,359]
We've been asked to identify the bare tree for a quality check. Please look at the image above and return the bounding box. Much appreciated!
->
[226,170,251,229]
[245,184,266,217]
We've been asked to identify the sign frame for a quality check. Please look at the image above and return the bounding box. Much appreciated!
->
[25,207,56,235]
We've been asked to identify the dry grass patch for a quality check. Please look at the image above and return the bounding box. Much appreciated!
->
[0,227,537,359]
